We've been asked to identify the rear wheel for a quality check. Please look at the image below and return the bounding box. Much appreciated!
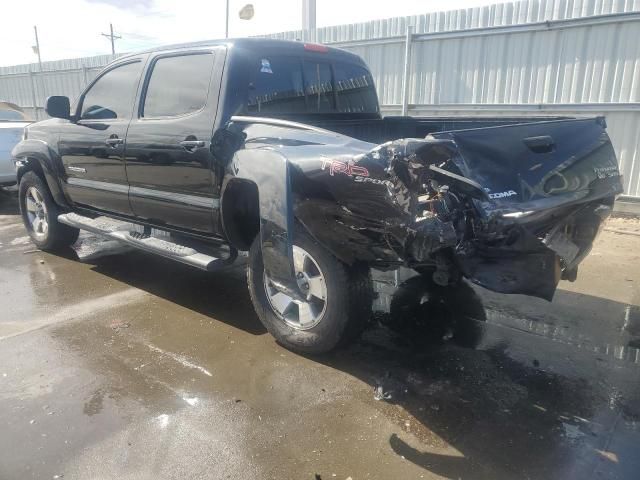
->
[19,171,79,250]
[247,228,373,354]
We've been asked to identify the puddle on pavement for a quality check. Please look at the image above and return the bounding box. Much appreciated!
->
[40,226,640,368]
[372,268,640,366]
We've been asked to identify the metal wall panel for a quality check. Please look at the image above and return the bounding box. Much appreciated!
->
[268,0,640,42]
[0,0,638,197]
[0,54,117,75]
[371,20,640,106]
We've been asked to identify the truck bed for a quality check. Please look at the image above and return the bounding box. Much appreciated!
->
[287,115,571,144]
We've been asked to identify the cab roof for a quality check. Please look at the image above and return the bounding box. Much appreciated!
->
[118,37,362,64]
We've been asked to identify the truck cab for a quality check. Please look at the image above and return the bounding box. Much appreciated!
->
[16,39,380,238]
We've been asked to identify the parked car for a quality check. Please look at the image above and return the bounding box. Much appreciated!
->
[1,102,30,187]
[12,39,623,353]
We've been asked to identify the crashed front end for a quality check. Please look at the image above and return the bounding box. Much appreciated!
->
[296,117,623,301]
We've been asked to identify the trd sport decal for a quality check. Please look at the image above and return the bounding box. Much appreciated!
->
[321,159,394,187]
[321,159,369,177]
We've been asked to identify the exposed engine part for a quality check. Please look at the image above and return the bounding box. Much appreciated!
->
[407,218,457,264]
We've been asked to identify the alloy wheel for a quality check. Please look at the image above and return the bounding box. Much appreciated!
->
[264,245,328,330]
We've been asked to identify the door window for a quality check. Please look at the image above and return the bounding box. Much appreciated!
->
[80,61,142,120]
[142,53,215,118]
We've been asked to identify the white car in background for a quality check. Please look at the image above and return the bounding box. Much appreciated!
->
[1,102,31,187]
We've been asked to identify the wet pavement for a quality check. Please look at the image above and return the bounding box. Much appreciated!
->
[1,187,640,480]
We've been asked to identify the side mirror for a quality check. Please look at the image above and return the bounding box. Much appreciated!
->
[45,96,70,120]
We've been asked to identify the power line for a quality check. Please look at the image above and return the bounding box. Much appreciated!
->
[100,23,121,56]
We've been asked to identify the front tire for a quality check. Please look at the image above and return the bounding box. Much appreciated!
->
[19,171,79,250]
[247,228,373,354]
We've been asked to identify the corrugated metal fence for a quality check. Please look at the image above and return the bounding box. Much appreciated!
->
[0,54,118,121]
[1,0,639,197]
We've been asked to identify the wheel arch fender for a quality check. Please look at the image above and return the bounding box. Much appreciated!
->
[221,148,300,295]
[12,139,69,209]
[219,177,260,251]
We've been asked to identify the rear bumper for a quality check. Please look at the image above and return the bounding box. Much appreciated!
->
[453,198,615,300]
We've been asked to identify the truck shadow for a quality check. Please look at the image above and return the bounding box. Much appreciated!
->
[320,333,600,479]
[315,274,640,479]
[87,250,267,336]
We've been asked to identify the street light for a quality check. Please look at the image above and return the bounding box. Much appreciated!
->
[226,2,255,38]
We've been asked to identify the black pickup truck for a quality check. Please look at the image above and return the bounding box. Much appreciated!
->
[12,38,623,353]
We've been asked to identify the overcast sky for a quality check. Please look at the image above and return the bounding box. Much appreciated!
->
[0,0,512,67]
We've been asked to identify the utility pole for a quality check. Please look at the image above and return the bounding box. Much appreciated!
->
[302,0,316,42]
[31,26,43,121]
[101,23,121,56]
[225,0,230,38]
[33,26,42,71]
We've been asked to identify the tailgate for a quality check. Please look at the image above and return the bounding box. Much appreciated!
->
[432,117,623,216]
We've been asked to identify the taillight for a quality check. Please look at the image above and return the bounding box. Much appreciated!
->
[303,43,328,53]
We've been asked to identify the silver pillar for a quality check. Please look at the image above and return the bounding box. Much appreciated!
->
[401,25,414,116]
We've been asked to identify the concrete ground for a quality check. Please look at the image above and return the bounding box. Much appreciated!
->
[1,187,639,480]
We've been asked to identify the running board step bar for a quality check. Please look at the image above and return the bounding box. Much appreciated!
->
[58,212,237,271]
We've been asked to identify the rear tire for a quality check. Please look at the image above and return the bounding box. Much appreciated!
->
[247,227,373,354]
[19,171,79,250]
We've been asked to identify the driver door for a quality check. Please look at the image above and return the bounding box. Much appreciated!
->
[58,58,145,215]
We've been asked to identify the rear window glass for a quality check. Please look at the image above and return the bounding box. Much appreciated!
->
[143,53,215,118]
[247,55,378,115]
[303,61,333,112]
[333,62,379,114]
[247,56,306,114]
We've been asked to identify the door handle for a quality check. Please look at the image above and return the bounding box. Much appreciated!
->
[180,139,205,152]
[105,137,124,147]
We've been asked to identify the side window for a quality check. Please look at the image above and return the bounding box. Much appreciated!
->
[80,62,142,120]
[247,56,306,114]
[303,61,334,112]
[142,53,215,118]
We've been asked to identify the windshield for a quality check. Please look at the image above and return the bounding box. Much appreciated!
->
[247,55,379,115]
